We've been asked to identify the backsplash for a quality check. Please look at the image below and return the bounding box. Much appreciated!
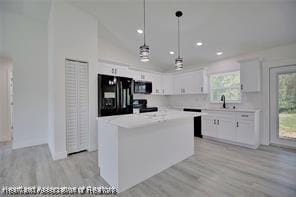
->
[133,94,169,108]
[133,92,261,110]
[167,92,262,110]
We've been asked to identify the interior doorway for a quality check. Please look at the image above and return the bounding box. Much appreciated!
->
[0,55,13,150]
[270,65,296,148]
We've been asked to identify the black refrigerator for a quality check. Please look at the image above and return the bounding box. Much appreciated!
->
[98,74,134,117]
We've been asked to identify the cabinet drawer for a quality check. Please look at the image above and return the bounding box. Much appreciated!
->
[237,112,254,121]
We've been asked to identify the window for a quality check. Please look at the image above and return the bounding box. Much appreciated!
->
[210,71,241,102]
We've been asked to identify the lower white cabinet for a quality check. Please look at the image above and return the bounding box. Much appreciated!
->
[217,115,236,141]
[202,116,217,138]
[202,110,260,149]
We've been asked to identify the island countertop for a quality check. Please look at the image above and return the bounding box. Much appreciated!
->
[97,110,205,129]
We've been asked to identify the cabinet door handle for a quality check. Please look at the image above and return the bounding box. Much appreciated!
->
[241,115,249,117]
[241,84,243,90]
[112,68,114,74]
[201,87,203,92]
[115,69,118,74]
[217,119,219,125]
[237,121,239,127]
[214,119,216,125]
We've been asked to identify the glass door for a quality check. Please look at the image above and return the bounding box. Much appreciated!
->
[270,65,296,147]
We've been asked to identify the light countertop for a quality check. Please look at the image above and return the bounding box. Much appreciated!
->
[168,106,260,113]
[97,110,205,129]
[202,108,260,113]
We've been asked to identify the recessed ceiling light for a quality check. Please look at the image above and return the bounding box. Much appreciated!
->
[169,51,175,55]
[196,42,203,46]
[137,29,143,34]
[216,51,223,56]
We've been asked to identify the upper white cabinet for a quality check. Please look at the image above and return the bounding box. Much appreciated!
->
[97,61,209,96]
[173,73,191,94]
[239,58,261,92]
[150,73,163,95]
[162,74,174,95]
[97,62,130,78]
[173,69,208,95]
[130,70,153,81]
[193,69,208,94]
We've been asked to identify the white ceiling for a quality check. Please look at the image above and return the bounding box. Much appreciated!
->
[71,0,296,70]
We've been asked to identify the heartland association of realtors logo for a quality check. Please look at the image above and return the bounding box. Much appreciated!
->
[1,185,118,195]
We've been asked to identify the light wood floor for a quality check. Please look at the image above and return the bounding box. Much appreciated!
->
[1,138,296,197]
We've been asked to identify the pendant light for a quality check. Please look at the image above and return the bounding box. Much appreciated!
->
[175,11,183,70]
[139,0,150,62]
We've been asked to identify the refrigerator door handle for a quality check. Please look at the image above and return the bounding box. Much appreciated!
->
[119,80,123,110]
[116,78,120,110]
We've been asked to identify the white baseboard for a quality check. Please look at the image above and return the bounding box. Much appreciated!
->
[48,142,67,160]
[12,138,47,149]
[203,136,259,149]
[0,134,10,142]
[51,150,67,160]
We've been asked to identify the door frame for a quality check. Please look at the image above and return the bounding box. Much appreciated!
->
[269,65,296,148]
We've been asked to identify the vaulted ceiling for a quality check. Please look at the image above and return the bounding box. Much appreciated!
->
[71,0,296,70]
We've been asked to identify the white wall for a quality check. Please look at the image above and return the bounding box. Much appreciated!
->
[97,21,163,72]
[0,12,3,54]
[48,1,98,159]
[2,11,49,149]
[0,58,12,142]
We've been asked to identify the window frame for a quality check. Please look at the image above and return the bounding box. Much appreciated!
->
[209,70,242,103]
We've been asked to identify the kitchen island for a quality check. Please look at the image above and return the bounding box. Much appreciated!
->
[97,110,204,193]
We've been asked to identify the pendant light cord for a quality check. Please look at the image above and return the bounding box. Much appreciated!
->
[178,17,180,58]
[144,0,146,45]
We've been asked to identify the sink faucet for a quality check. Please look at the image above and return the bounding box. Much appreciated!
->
[221,95,226,109]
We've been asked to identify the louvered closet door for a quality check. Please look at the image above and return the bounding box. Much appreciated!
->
[65,60,89,154]
[78,62,89,151]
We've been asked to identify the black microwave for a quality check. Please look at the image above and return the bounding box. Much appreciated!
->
[134,81,152,94]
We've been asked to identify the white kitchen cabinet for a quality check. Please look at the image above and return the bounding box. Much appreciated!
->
[97,62,129,78]
[130,70,153,81]
[192,69,208,94]
[202,112,236,141]
[173,72,193,95]
[151,73,163,95]
[172,69,208,95]
[202,116,217,138]
[162,74,174,95]
[236,120,254,145]
[236,112,258,146]
[239,58,261,92]
[202,109,260,149]
[173,74,183,95]
[97,61,210,96]
[217,115,236,141]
